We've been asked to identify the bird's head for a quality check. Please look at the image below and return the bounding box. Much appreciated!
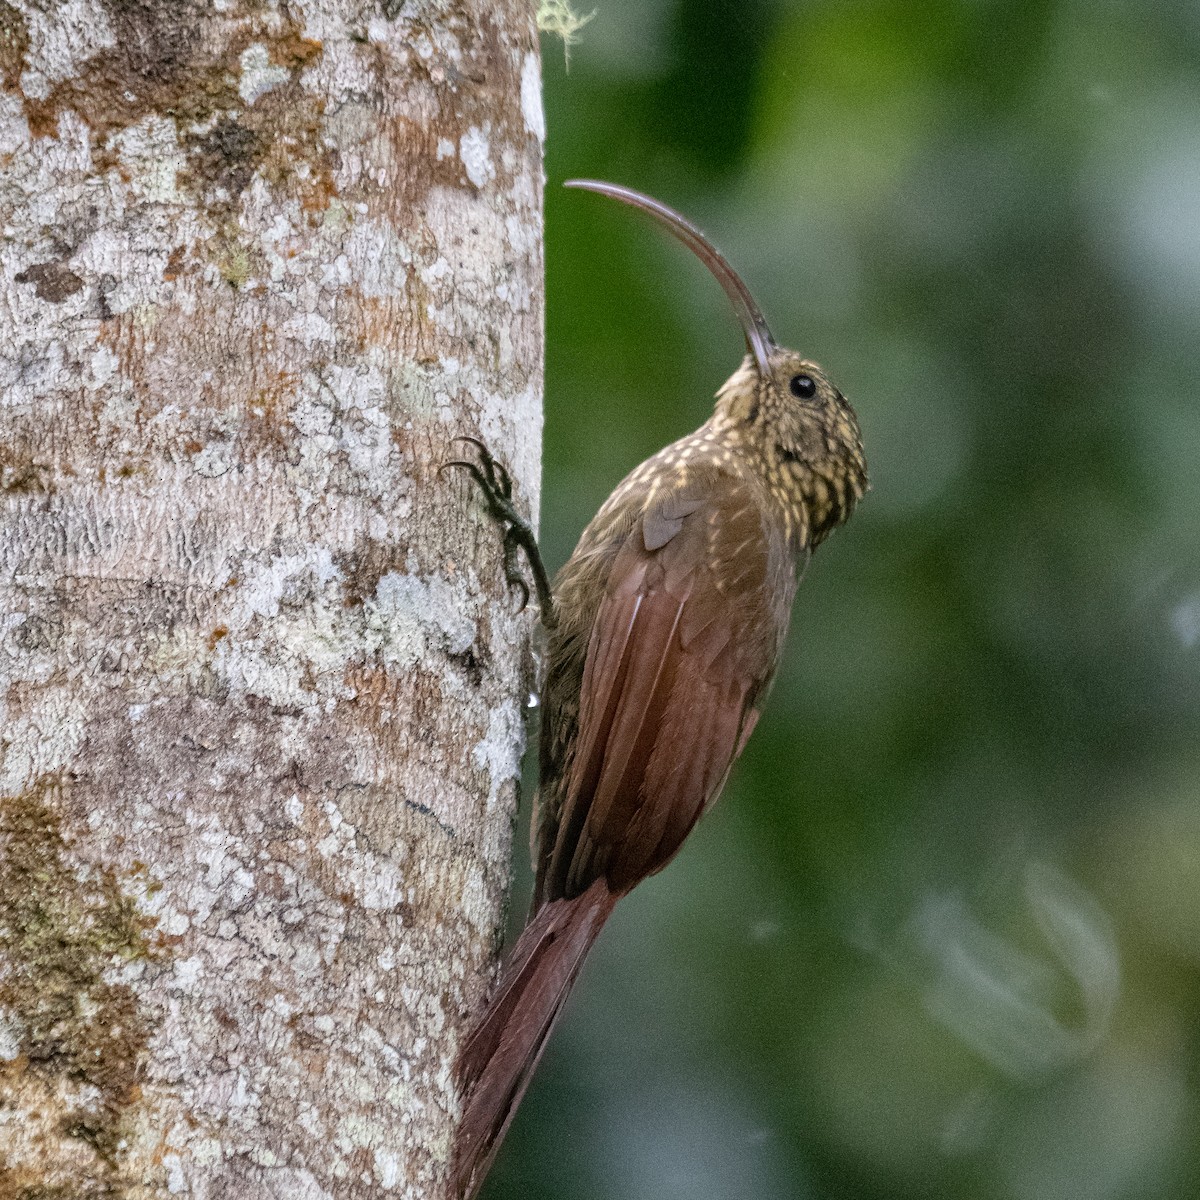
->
[565,179,868,540]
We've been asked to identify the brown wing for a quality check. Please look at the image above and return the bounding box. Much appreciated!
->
[536,468,791,905]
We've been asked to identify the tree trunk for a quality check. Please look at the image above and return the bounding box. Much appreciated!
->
[0,1,542,1195]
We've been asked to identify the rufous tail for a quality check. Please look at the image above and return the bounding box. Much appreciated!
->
[451,877,617,1200]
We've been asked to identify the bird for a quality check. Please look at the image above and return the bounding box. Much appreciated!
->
[446,179,868,1199]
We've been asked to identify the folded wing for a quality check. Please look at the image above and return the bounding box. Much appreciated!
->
[537,469,786,905]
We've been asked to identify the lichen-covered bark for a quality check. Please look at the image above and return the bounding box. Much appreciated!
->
[0,1,543,1195]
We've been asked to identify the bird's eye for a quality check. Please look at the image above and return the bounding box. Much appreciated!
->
[790,374,816,400]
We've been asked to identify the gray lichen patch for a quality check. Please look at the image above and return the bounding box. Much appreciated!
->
[0,776,161,1186]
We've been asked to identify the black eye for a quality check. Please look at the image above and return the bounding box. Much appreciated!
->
[790,374,816,400]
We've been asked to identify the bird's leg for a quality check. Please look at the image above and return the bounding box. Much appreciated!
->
[441,437,558,629]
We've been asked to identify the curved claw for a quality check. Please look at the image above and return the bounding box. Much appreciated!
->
[441,439,513,499]
[510,577,530,614]
[443,432,558,630]
[449,437,496,477]
[439,460,490,489]
[490,460,513,500]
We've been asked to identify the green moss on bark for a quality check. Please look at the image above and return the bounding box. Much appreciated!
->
[0,777,160,1180]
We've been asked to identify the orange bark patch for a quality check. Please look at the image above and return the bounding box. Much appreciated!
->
[22,7,336,219]
[0,1,29,92]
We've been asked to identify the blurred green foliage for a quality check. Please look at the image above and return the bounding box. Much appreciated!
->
[486,2,1200,1197]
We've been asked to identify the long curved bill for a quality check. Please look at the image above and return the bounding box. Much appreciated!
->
[564,179,777,377]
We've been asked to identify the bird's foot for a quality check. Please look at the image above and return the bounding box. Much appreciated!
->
[441,437,558,629]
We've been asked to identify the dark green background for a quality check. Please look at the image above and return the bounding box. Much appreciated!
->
[487,2,1200,1196]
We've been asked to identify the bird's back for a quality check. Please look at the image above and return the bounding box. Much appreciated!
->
[532,436,799,909]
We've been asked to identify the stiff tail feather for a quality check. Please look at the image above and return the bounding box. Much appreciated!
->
[452,878,617,1200]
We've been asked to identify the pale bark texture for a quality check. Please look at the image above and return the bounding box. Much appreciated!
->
[0,1,543,1196]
